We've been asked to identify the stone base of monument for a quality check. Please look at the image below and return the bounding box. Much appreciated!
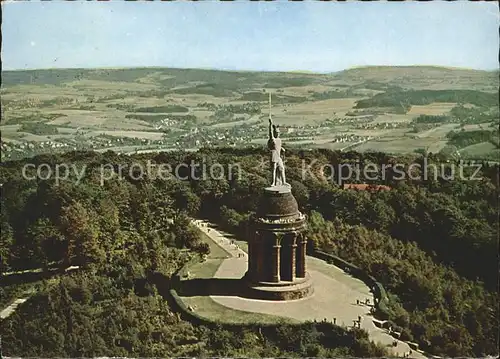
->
[243,272,314,301]
[243,184,314,301]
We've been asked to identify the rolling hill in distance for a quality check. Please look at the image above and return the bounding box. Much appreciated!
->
[1,65,499,358]
[1,65,499,162]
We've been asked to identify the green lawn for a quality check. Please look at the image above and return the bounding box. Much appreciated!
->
[181,295,297,325]
[198,229,232,259]
[181,225,293,324]
[186,259,224,279]
[460,141,499,159]
[235,239,249,253]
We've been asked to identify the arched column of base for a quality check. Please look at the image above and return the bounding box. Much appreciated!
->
[280,232,298,281]
[248,234,254,278]
[256,235,265,281]
[271,232,281,282]
[290,233,297,281]
[296,233,307,278]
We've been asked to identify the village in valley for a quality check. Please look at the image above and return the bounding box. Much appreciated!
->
[1,67,498,162]
[1,2,499,359]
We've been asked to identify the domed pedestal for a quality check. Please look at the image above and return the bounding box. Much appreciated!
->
[243,185,313,300]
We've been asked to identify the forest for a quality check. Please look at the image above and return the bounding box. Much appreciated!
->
[450,104,500,124]
[446,129,498,149]
[411,115,451,124]
[135,105,190,113]
[355,89,499,111]
[19,122,60,136]
[0,148,498,357]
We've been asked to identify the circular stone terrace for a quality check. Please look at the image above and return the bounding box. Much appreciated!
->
[178,220,426,359]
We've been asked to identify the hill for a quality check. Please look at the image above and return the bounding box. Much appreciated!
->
[1,66,498,162]
[2,65,497,90]
[0,149,498,357]
[330,66,499,92]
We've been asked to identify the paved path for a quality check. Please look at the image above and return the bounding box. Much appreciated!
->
[192,219,425,359]
[1,266,80,321]
[1,298,29,320]
[2,265,80,277]
[193,219,247,259]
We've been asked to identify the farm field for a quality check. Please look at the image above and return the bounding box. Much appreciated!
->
[93,130,165,140]
[460,142,499,160]
[414,123,460,139]
[407,102,457,116]
[2,66,498,161]
[356,137,442,154]
[370,114,413,124]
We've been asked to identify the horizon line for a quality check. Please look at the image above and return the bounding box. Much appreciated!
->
[1,64,499,74]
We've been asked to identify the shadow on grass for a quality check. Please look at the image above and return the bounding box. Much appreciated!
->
[1,268,65,287]
[177,277,244,297]
[202,221,238,240]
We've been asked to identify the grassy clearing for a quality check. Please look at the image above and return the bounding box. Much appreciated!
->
[280,84,334,96]
[198,230,232,260]
[460,142,498,157]
[186,259,225,279]
[407,102,457,116]
[0,124,22,134]
[264,98,361,125]
[415,123,459,139]
[288,98,360,114]
[16,133,50,142]
[461,123,494,131]
[234,240,249,253]
[426,140,449,153]
[306,257,368,292]
[94,130,164,140]
[180,295,297,324]
[356,137,445,154]
[45,110,154,131]
[179,227,294,325]
[66,79,159,91]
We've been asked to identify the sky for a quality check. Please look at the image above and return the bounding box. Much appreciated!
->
[2,1,499,72]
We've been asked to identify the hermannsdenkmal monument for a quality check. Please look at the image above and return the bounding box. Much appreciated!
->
[243,93,313,300]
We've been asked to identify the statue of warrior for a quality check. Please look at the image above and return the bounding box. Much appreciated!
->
[268,117,289,187]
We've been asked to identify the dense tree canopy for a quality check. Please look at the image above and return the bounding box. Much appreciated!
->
[1,148,498,357]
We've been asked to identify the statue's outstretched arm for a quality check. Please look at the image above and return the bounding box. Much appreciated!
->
[268,117,274,140]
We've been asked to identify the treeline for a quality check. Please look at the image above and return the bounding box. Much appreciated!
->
[171,83,236,98]
[125,113,168,123]
[306,213,498,356]
[262,76,316,88]
[310,89,359,100]
[199,102,261,115]
[446,130,498,149]
[355,89,499,110]
[157,148,497,357]
[106,103,136,111]
[411,114,451,124]
[0,151,387,358]
[2,268,384,357]
[0,174,208,273]
[18,122,59,135]
[5,113,67,126]
[239,91,307,103]
[126,89,171,99]
[135,105,189,113]
[450,104,500,125]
